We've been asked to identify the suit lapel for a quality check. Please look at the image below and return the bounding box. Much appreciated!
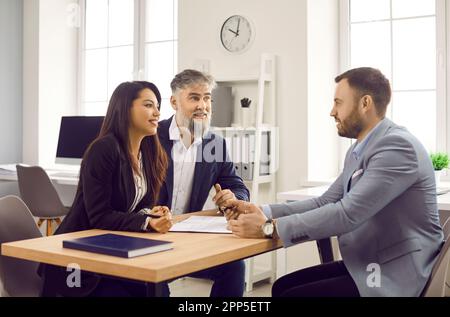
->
[361,118,393,157]
[159,117,175,207]
[120,154,136,212]
[345,157,360,194]
[343,144,359,194]
[342,118,394,194]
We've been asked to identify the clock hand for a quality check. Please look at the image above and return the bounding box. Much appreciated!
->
[236,18,241,35]
[228,28,239,36]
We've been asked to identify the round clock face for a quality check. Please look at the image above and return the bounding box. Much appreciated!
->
[220,15,253,53]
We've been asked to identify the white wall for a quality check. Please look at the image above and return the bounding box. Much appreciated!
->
[23,0,78,167]
[22,0,39,166]
[179,0,309,195]
[179,0,341,194]
[306,0,340,181]
[0,0,23,197]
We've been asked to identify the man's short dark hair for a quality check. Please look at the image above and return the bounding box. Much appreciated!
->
[335,67,391,116]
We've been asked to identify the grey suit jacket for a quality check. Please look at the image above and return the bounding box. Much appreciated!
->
[271,118,443,296]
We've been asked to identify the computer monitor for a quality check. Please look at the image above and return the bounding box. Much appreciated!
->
[55,116,104,165]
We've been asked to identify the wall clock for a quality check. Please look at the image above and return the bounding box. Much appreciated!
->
[220,15,254,53]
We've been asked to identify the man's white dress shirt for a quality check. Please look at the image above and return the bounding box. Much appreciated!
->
[169,117,202,215]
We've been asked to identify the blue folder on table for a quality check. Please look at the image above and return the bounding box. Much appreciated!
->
[63,233,173,258]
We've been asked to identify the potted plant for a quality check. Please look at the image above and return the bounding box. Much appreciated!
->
[430,152,449,184]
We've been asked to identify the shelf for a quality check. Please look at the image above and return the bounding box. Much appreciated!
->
[249,265,275,283]
[216,76,258,83]
[243,174,274,185]
[211,125,274,132]
[216,75,273,83]
[244,262,276,292]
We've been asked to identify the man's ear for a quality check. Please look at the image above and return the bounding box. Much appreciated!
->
[170,95,177,111]
[361,95,373,111]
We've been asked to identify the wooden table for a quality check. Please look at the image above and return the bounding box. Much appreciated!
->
[1,211,282,295]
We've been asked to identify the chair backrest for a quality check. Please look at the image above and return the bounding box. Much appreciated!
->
[423,218,450,297]
[16,165,67,218]
[0,195,43,296]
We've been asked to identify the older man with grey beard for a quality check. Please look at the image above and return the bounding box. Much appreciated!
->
[156,69,250,297]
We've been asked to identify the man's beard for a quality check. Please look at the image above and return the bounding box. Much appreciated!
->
[336,107,363,139]
[177,111,211,140]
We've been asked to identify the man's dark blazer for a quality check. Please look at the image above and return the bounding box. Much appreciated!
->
[157,116,250,212]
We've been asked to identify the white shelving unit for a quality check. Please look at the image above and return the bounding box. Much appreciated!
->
[214,54,278,292]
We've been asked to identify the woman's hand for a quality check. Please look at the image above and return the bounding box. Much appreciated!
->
[149,206,171,218]
[148,216,172,233]
[147,206,173,233]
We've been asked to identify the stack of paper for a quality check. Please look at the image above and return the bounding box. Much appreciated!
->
[170,216,231,234]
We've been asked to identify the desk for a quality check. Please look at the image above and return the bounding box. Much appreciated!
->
[1,211,282,295]
[0,164,79,186]
[277,185,450,264]
[0,164,79,206]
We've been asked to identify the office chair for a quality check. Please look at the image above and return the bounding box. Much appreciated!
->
[0,195,43,296]
[422,218,450,297]
[16,165,69,236]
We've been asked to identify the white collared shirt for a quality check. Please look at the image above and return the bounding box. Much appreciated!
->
[169,117,202,215]
[129,151,147,213]
[127,152,152,231]
[352,118,385,160]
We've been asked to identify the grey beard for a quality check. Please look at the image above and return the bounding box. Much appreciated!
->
[176,111,211,141]
[189,117,210,139]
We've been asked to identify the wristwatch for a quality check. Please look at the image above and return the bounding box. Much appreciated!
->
[262,219,275,238]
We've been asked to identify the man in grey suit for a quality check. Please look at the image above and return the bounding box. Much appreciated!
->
[225,67,444,297]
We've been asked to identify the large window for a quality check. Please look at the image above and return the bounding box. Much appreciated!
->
[81,0,178,120]
[144,0,178,119]
[341,0,444,154]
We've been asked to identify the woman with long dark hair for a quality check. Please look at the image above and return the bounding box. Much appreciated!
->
[41,81,171,297]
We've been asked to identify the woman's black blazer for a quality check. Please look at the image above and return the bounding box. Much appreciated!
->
[41,134,155,296]
[55,133,153,234]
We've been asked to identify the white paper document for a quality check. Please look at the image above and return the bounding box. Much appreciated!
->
[170,216,232,234]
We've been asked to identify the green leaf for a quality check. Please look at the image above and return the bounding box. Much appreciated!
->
[430,152,449,171]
